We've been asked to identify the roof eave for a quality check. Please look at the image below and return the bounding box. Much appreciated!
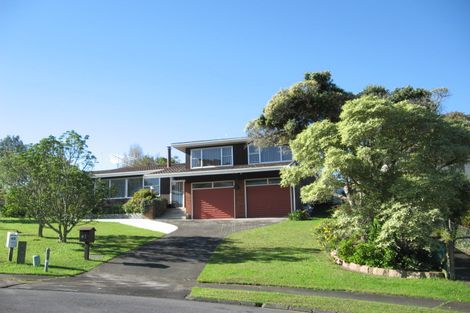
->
[153,165,287,178]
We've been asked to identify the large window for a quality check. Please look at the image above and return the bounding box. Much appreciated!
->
[248,144,292,164]
[109,179,126,198]
[101,177,152,198]
[191,146,233,168]
[144,178,160,195]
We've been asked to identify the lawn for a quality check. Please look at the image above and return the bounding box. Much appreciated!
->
[0,218,163,276]
[197,220,470,302]
[190,287,460,313]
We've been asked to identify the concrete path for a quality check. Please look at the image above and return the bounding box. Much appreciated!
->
[11,219,282,299]
[96,218,178,234]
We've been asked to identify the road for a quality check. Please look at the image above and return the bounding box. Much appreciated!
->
[0,289,285,313]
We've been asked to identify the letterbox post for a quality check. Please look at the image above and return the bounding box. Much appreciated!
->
[16,241,27,264]
[79,227,96,260]
[6,232,18,262]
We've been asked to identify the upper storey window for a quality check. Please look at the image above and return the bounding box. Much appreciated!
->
[191,146,233,168]
[248,144,292,164]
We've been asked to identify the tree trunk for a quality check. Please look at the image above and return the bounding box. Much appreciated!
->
[446,240,455,280]
[38,223,44,237]
[446,219,456,280]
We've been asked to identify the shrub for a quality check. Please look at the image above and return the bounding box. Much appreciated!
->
[461,210,470,228]
[314,219,343,251]
[123,189,158,214]
[288,209,309,221]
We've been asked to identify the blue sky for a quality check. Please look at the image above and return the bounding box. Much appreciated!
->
[1,0,469,169]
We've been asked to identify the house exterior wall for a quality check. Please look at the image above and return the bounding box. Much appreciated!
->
[184,143,248,169]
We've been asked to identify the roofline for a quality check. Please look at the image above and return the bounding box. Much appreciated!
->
[93,169,164,178]
[152,165,287,178]
[171,137,251,152]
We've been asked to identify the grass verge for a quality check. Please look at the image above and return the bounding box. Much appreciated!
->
[197,220,470,302]
[190,287,459,313]
[0,218,163,276]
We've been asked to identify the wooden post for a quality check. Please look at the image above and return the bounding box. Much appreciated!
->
[8,247,14,262]
[44,248,51,272]
[16,241,27,264]
[84,243,90,260]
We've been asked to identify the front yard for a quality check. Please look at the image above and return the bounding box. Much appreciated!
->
[0,218,163,276]
[196,219,470,302]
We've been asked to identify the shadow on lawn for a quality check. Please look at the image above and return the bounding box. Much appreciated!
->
[208,241,320,264]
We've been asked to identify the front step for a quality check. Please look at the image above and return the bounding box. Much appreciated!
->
[158,208,187,219]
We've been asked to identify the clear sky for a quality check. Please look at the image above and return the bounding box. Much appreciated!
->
[1,0,469,169]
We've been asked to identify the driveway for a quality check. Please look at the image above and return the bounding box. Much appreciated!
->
[12,219,282,299]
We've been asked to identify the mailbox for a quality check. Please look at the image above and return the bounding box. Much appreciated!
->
[79,227,96,243]
[6,232,18,248]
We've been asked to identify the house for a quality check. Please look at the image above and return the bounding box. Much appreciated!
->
[93,137,300,219]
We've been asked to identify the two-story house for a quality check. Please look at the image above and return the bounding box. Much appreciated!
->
[93,137,299,219]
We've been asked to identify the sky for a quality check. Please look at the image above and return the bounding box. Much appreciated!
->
[1,0,469,169]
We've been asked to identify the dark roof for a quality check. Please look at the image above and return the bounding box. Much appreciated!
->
[92,164,167,175]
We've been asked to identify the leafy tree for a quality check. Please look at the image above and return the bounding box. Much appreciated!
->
[120,144,179,167]
[282,96,470,271]
[246,71,354,146]
[360,85,448,112]
[4,131,105,242]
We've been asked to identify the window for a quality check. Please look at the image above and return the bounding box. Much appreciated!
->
[144,178,160,195]
[127,178,143,197]
[246,178,282,186]
[192,181,234,189]
[248,144,292,164]
[110,179,126,198]
[191,146,233,168]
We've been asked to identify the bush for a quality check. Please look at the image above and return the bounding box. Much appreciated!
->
[314,219,342,251]
[288,209,310,221]
[461,210,470,228]
[123,189,158,214]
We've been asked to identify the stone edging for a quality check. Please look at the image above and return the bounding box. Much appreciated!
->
[330,250,445,279]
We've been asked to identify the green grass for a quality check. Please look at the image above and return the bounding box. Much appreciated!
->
[197,220,470,302]
[190,287,459,313]
[0,218,163,276]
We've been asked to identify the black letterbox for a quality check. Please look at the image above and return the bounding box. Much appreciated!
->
[79,227,96,243]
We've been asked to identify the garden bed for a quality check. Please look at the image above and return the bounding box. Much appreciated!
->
[330,251,445,279]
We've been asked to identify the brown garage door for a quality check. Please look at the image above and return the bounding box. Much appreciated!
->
[193,181,235,219]
[246,178,291,218]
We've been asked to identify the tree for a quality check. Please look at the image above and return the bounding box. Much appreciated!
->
[282,96,470,271]
[0,135,27,212]
[4,131,105,242]
[120,144,179,167]
[246,71,354,146]
[360,85,448,112]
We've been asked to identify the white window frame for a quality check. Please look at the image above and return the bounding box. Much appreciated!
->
[104,177,145,199]
[247,144,292,164]
[191,180,235,189]
[245,177,282,186]
[143,177,161,196]
[190,146,234,169]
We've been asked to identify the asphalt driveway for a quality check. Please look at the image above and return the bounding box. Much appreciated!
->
[12,219,281,299]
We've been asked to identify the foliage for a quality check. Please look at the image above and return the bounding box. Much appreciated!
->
[281,96,470,270]
[123,188,158,214]
[198,220,470,302]
[288,209,309,221]
[360,85,448,112]
[246,71,354,146]
[119,144,179,168]
[2,131,106,242]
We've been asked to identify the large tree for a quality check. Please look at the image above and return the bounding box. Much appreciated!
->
[281,96,470,271]
[246,71,354,146]
[120,144,179,167]
[4,131,105,241]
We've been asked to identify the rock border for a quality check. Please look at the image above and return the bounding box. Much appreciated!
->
[330,251,445,279]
